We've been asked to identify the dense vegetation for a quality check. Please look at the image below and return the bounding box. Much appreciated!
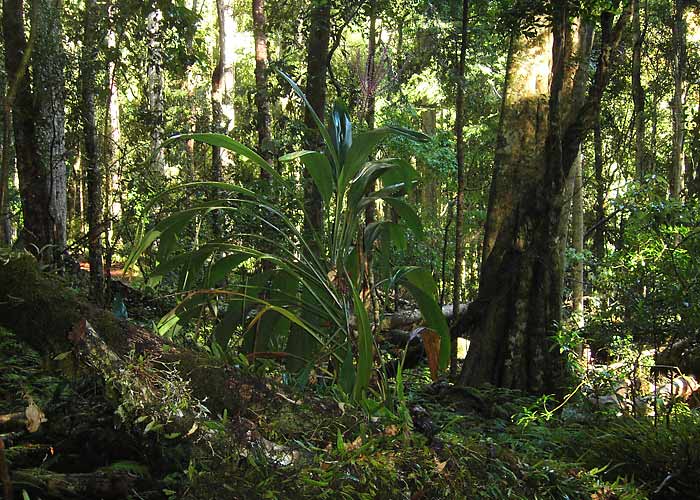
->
[1,0,700,498]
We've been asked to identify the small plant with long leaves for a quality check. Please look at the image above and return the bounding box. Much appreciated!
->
[125,71,449,401]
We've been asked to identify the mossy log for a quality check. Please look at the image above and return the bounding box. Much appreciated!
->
[0,253,267,416]
[12,468,137,499]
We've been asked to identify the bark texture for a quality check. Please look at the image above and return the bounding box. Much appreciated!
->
[452,0,469,379]
[303,0,331,236]
[459,7,626,394]
[253,0,272,170]
[81,0,105,303]
[632,0,645,181]
[670,0,686,198]
[147,7,165,174]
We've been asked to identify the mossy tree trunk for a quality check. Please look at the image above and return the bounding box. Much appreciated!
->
[459,5,628,395]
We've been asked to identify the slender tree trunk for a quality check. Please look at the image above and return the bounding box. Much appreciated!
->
[689,89,700,198]
[593,117,605,260]
[632,0,645,181]
[364,0,378,225]
[303,0,331,237]
[185,0,200,179]
[147,6,165,174]
[451,0,469,379]
[211,0,236,236]
[670,0,686,199]
[253,0,272,171]
[572,149,584,333]
[103,1,121,278]
[81,0,105,303]
[459,6,626,394]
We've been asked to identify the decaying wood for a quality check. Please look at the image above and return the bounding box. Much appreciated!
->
[0,437,11,500]
[12,468,136,499]
[378,303,470,332]
[0,413,26,433]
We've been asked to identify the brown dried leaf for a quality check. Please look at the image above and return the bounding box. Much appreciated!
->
[384,425,399,437]
[346,435,363,452]
[420,329,441,382]
[25,400,46,433]
[68,319,88,344]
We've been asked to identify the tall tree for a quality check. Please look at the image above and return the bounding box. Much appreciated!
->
[147,4,165,174]
[212,0,236,182]
[253,0,272,171]
[571,149,584,333]
[451,0,469,379]
[3,0,67,257]
[459,5,628,394]
[632,0,645,180]
[670,0,686,198]
[0,82,12,244]
[303,0,331,236]
[81,0,105,302]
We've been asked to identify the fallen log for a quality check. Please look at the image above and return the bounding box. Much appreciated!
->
[380,303,470,331]
[0,413,26,434]
[12,468,137,499]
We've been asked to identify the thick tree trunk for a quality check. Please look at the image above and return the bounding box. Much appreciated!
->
[32,0,67,252]
[253,0,272,172]
[81,0,105,303]
[452,0,469,379]
[459,8,626,394]
[147,7,165,174]
[0,93,11,244]
[632,0,645,181]
[670,0,686,199]
[303,0,331,237]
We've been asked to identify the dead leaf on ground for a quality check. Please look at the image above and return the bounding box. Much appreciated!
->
[25,398,47,433]
[420,328,441,382]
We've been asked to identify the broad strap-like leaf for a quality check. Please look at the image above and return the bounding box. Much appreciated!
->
[280,150,335,205]
[383,198,424,239]
[276,70,341,170]
[351,284,373,401]
[331,101,352,166]
[400,268,450,370]
[164,133,285,186]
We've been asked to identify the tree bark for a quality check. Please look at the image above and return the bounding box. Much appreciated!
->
[0,90,11,245]
[459,7,625,394]
[572,149,584,332]
[104,1,121,275]
[253,0,272,172]
[632,0,645,181]
[593,117,605,260]
[303,0,331,238]
[670,0,686,199]
[31,0,67,253]
[81,0,105,303]
[452,0,470,379]
[147,6,165,174]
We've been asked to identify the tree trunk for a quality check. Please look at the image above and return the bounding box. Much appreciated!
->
[459,7,626,394]
[363,0,378,225]
[451,0,469,379]
[81,0,105,303]
[303,0,331,237]
[211,0,236,236]
[147,7,165,174]
[253,0,272,171]
[104,1,121,275]
[689,89,700,197]
[593,118,605,260]
[32,0,67,253]
[0,90,11,244]
[572,149,584,332]
[670,0,686,199]
[632,0,645,181]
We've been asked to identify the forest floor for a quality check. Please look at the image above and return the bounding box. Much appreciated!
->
[1,255,699,499]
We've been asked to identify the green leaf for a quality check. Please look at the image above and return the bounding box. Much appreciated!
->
[351,285,373,401]
[165,133,283,186]
[276,70,341,170]
[330,101,353,166]
[401,269,450,370]
[281,150,335,205]
[338,343,355,395]
[207,253,253,287]
[383,198,424,238]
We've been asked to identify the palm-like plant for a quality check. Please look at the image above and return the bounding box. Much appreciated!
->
[125,72,449,400]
